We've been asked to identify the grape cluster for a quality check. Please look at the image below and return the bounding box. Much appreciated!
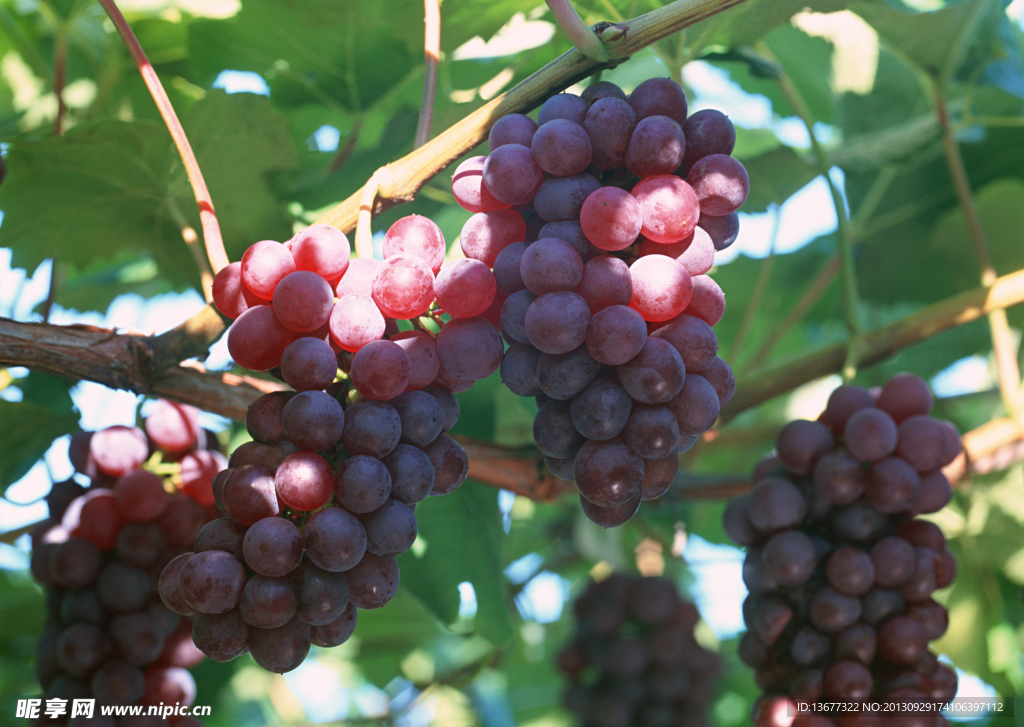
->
[723,374,962,727]
[556,573,720,727]
[30,402,221,726]
[450,77,743,526]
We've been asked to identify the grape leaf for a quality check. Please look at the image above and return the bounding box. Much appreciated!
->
[0,401,79,494]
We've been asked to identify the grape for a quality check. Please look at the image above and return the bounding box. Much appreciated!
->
[639,454,678,500]
[461,209,526,267]
[370,253,435,320]
[434,259,496,318]
[91,660,145,706]
[432,362,474,393]
[621,404,679,459]
[492,241,528,295]
[702,356,736,405]
[346,552,401,609]
[698,211,740,251]
[227,304,298,370]
[239,574,298,629]
[228,441,284,470]
[914,470,951,515]
[583,96,636,169]
[809,587,862,633]
[791,626,830,667]
[777,420,835,475]
[538,93,588,125]
[70,490,123,550]
[581,81,626,105]
[191,609,248,662]
[877,373,932,422]
[520,238,584,295]
[310,602,358,647]
[899,520,946,553]
[222,465,279,526]
[213,261,265,319]
[60,589,106,625]
[177,550,245,614]
[649,313,718,373]
[628,77,688,125]
[89,425,148,477]
[545,453,575,480]
[240,240,296,299]
[870,536,916,587]
[878,616,928,664]
[389,331,439,391]
[580,186,643,251]
[159,553,198,617]
[303,507,367,572]
[533,173,601,222]
[900,548,938,603]
[632,174,700,243]
[335,257,381,297]
[350,340,411,400]
[289,223,350,280]
[826,547,875,596]
[686,274,726,326]
[906,599,948,640]
[829,501,886,545]
[113,612,168,669]
[329,293,385,353]
[293,562,349,626]
[574,437,644,507]
[483,143,544,205]
[532,119,592,176]
[687,154,749,215]
[537,345,601,400]
[666,373,720,436]
[579,491,641,527]
[273,452,334,511]
[538,220,602,261]
[342,399,401,458]
[894,416,947,472]
[753,596,793,646]
[723,494,761,546]
[489,113,537,149]
[49,538,102,589]
[242,517,303,577]
[577,255,632,313]
[534,399,587,459]
[864,457,920,514]
[246,392,294,444]
[281,390,345,451]
[56,623,111,677]
[360,498,418,555]
[382,215,445,273]
[248,617,310,674]
[335,455,392,513]
[436,316,504,380]
[585,304,647,365]
[97,562,151,613]
[625,115,685,177]
[382,444,435,504]
[844,408,898,462]
[617,336,686,404]
[861,588,905,626]
[812,450,865,507]
[640,226,715,277]
[823,661,872,701]
[115,522,167,569]
[822,387,873,433]
[451,156,510,213]
[194,518,247,561]
[143,665,196,708]
[937,421,962,466]
[280,337,337,392]
[111,470,166,522]
[425,386,459,431]
[392,390,444,447]
[570,377,632,441]
[628,255,692,323]
[763,530,817,586]
[748,478,807,534]
[834,623,876,666]
[421,434,469,495]
[682,109,736,169]
[500,289,538,344]
[178,450,225,506]
[525,291,591,355]
[500,342,544,396]
[272,270,335,333]
[145,400,201,454]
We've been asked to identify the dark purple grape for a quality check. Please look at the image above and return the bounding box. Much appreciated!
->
[341,399,401,458]
[421,434,469,496]
[870,536,916,587]
[776,420,835,475]
[574,437,644,507]
[752,595,793,646]
[844,408,898,463]
[570,378,632,441]
[91,660,145,706]
[825,546,875,596]
[823,660,872,701]
[584,96,636,169]
[425,387,460,432]
[177,550,246,614]
[616,336,686,405]
[228,441,284,471]
[682,109,735,169]
[56,623,111,677]
[501,342,544,396]
[60,589,106,626]
[628,77,687,125]
[809,587,862,633]
[360,499,418,555]
[625,114,685,177]
[747,477,807,534]
[578,491,640,527]
[96,563,151,614]
[697,211,739,251]
[639,454,677,500]
[812,450,866,507]
[191,609,248,663]
[722,494,761,546]
[109,611,164,666]
[763,529,816,586]
[248,617,311,674]
[246,392,295,444]
[49,538,102,589]
[665,373,720,436]
[537,220,602,261]
[538,93,588,125]
[533,399,587,459]
[294,563,350,626]
[115,522,167,570]
[239,574,298,629]
[877,373,932,423]
[791,626,831,667]
[281,390,345,452]
[435,316,504,381]
[861,588,905,625]
[392,390,444,447]
[346,553,400,609]
[878,616,928,664]
[864,457,920,514]
[622,404,679,459]
[382,444,435,504]
[493,241,529,295]
[280,337,338,392]
[834,623,876,664]
[303,507,366,572]
[500,289,538,344]
[222,465,280,526]
[335,455,392,513]
[585,304,648,365]
[828,501,886,545]
[242,517,303,577]
[310,602,358,647]
[525,291,591,355]
[489,113,537,150]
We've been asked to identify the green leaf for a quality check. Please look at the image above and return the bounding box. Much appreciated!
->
[0,401,79,494]
[765,25,837,124]
[930,177,1024,276]
[15,371,76,416]
[691,0,848,50]
[398,482,514,646]
[741,147,818,212]
[350,588,445,688]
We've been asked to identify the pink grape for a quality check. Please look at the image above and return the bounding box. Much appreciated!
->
[350,340,411,400]
[383,215,446,273]
[335,258,381,297]
[451,156,511,213]
[436,317,504,380]
[538,93,588,125]
[461,209,526,267]
[628,77,688,125]
[489,114,537,149]
[371,254,435,320]
[576,255,632,313]
[687,154,749,215]
[328,293,385,352]
[275,451,334,511]
[434,259,496,318]
[228,305,296,371]
[629,255,692,322]
[685,274,725,326]
[625,115,686,177]
[145,400,201,454]
[640,226,715,276]
[580,186,643,251]
[632,175,700,243]
[391,330,441,390]
[240,240,296,299]
[212,262,265,319]
[289,224,351,281]
[532,119,592,176]
[272,271,335,333]
[584,97,636,169]
[482,143,544,205]
[520,238,584,295]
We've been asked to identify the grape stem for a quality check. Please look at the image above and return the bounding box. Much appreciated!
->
[935,82,1024,426]
[354,169,389,259]
[315,0,752,231]
[414,0,441,149]
[546,0,610,62]
[96,0,230,275]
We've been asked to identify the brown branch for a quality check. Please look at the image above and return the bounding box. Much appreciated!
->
[454,436,576,501]
[315,0,750,232]
[414,0,440,149]
[723,268,1024,422]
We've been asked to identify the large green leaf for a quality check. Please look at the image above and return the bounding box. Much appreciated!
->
[0,401,79,494]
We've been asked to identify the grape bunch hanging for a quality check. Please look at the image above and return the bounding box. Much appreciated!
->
[30,401,223,725]
[555,573,720,727]
[723,374,961,727]
[190,222,475,674]
[454,77,744,527]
